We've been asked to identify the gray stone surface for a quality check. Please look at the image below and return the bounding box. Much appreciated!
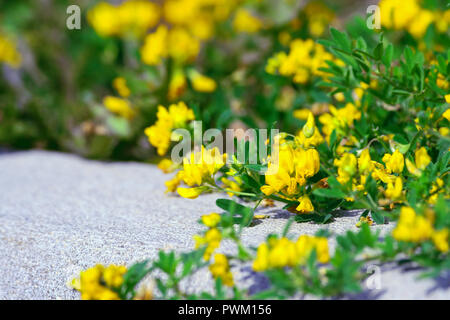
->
[0,150,449,299]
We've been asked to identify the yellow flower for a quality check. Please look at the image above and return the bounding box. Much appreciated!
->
[392,207,433,243]
[319,103,361,141]
[296,195,314,213]
[382,149,404,174]
[140,25,168,65]
[408,9,434,38]
[414,147,431,170]
[252,243,269,272]
[112,77,131,98]
[0,34,21,68]
[379,0,420,30]
[334,153,357,184]
[356,216,374,228]
[103,96,135,120]
[201,213,221,228]
[194,228,222,261]
[144,102,195,156]
[177,186,208,199]
[358,149,373,174]
[432,229,449,253]
[88,2,121,37]
[73,264,127,300]
[253,235,330,271]
[385,176,403,200]
[168,27,200,64]
[296,126,324,148]
[117,0,160,37]
[168,69,187,101]
[158,159,175,174]
[303,1,335,38]
[165,173,182,193]
[209,254,234,287]
[266,39,339,84]
[302,112,316,138]
[220,177,242,197]
[179,146,226,187]
[443,108,450,122]
[233,9,263,33]
[262,145,320,197]
[189,70,217,93]
[445,95,450,104]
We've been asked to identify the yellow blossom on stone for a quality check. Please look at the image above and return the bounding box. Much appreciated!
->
[165,173,182,193]
[177,186,208,199]
[73,264,127,300]
[179,146,226,187]
[158,159,175,174]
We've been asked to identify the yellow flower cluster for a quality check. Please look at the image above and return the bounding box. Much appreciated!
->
[103,96,135,120]
[260,141,320,213]
[209,253,234,286]
[0,34,21,68]
[176,147,227,199]
[88,1,160,38]
[141,25,200,66]
[266,39,339,84]
[140,0,240,67]
[144,102,195,156]
[232,9,263,34]
[333,148,407,203]
[72,264,127,300]
[393,207,449,253]
[379,0,450,38]
[194,213,223,260]
[319,103,361,143]
[163,0,239,40]
[253,235,330,272]
[303,1,335,38]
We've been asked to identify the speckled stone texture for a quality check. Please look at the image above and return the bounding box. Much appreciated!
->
[0,150,449,299]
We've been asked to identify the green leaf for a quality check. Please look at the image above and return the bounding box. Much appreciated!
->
[330,27,351,52]
[382,43,394,67]
[313,188,346,199]
[371,210,385,225]
[216,199,254,227]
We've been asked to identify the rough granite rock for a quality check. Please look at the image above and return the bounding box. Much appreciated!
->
[0,150,449,299]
